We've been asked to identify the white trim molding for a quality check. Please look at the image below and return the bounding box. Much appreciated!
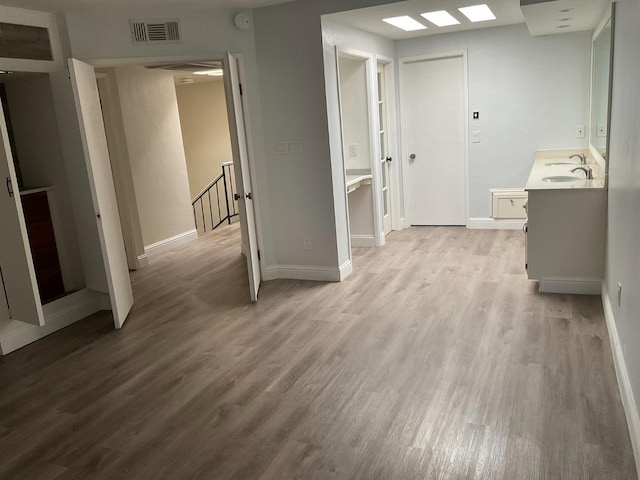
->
[263,261,352,282]
[602,284,640,477]
[0,289,102,355]
[144,229,198,256]
[539,277,602,295]
[339,259,352,281]
[351,235,376,247]
[467,217,526,230]
[136,254,149,268]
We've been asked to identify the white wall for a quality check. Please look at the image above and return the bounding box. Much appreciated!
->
[113,66,195,247]
[338,56,372,171]
[396,24,592,218]
[175,79,233,200]
[253,0,401,273]
[604,0,640,470]
[3,74,85,291]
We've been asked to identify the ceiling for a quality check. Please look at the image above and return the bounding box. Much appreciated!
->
[327,0,611,40]
[0,0,296,13]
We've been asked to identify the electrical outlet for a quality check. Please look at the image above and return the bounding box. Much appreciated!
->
[349,144,357,157]
[302,236,312,250]
[576,125,586,138]
[276,141,289,154]
[617,282,623,307]
[597,125,607,137]
[472,131,480,143]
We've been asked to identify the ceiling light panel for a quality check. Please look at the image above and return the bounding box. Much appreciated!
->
[458,4,496,23]
[420,10,460,27]
[383,16,427,31]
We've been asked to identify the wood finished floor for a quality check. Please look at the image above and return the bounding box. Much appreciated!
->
[0,224,635,479]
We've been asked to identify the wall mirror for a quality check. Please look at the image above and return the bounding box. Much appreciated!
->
[589,3,615,171]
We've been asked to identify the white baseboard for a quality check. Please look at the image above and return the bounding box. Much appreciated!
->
[351,235,376,247]
[539,277,602,295]
[0,289,102,355]
[339,259,352,281]
[136,253,149,268]
[602,284,640,478]
[144,229,198,256]
[263,262,349,282]
[467,217,526,230]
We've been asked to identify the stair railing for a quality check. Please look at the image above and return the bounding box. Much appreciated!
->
[192,162,238,234]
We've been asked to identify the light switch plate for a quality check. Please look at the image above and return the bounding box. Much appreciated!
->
[276,141,289,154]
[349,144,357,157]
[576,125,585,138]
[289,140,303,153]
[472,131,480,143]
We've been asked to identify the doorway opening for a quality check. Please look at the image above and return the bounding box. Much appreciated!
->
[88,56,262,311]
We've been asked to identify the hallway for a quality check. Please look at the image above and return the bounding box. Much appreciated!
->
[0,225,635,479]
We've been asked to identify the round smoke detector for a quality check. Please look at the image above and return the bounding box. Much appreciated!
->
[235,12,251,31]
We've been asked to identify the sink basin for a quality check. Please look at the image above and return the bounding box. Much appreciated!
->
[541,175,581,183]
[545,162,578,167]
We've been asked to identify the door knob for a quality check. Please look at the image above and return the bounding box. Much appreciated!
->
[245,192,252,200]
[386,156,392,163]
[409,153,416,160]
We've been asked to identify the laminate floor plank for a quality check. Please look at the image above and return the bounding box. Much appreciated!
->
[0,223,635,479]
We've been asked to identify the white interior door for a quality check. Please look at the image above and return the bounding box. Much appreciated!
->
[224,53,260,302]
[377,63,392,235]
[68,58,133,329]
[0,103,44,326]
[404,55,466,225]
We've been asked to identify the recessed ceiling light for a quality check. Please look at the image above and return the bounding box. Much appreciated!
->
[193,69,224,76]
[458,4,496,23]
[383,16,427,32]
[420,10,460,27]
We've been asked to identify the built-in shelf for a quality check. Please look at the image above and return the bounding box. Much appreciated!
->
[346,174,372,194]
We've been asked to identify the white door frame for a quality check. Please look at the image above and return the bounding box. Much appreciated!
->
[376,55,402,233]
[398,51,470,227]
[336,46,384,249]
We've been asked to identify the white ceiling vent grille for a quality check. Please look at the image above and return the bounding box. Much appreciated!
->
[130,19,181,44]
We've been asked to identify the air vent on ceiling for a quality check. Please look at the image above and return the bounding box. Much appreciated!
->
[130,19,181,45]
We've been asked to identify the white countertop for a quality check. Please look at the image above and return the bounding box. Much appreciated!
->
[346,174,372,193]
[525,149,606,191]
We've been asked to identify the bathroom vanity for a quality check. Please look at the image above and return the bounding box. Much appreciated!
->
[525,149,606,294]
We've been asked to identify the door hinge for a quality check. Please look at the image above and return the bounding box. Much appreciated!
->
[239,83,243,96]
[0,265,11,318]
[258,249,261,261]
[6,177,13,198]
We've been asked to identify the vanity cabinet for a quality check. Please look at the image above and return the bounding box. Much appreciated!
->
[525,150,606,294]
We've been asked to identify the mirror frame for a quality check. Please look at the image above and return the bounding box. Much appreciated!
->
[589,2,616,184]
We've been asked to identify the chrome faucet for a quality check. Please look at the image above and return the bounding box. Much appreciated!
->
[571,165,593,179]
[569,153,587,165]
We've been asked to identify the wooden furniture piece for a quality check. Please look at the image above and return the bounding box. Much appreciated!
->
[20,189,64,303]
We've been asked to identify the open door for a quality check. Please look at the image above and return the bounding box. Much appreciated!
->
[0,103,44,326]
[224,53,261,301]
[68,58,133,328]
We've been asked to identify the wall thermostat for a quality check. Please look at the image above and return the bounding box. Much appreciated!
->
[234,12,251,30]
